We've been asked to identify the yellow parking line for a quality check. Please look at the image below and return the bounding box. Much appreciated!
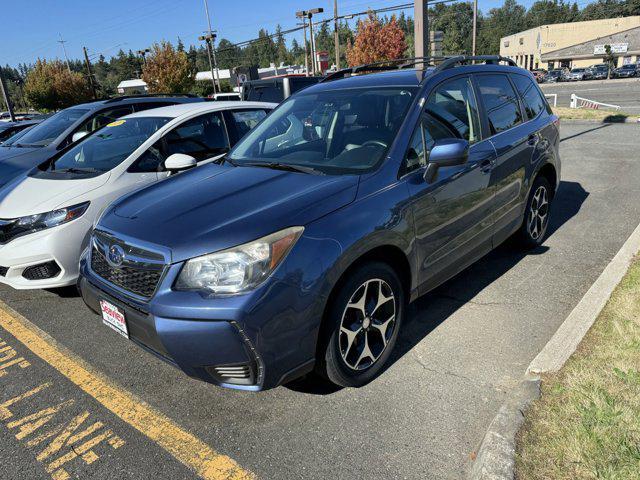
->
[0,300,254,480]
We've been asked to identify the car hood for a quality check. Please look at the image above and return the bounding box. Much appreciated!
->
[100,163,359,262]
[0,147,51,188]
[0,173,110,218]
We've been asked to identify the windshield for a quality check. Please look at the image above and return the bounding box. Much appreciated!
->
[571,68,585,73]
[0,126,32,147]
[621,65,636,69]
[44,117,171,173]
[14,108,89,147]
[229,87,417,174]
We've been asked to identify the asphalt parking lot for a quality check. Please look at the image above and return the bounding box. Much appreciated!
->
[541,77,640,111]
[1,122,639,480]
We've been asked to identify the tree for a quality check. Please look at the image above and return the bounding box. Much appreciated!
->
[430,2,475,55]
[347,13,407,66]
[23,60,92,111]
[603,44,616,78]
[142,41,193,93]
[478,0,527,55]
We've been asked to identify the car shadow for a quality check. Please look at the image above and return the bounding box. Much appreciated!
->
[287,180,589,395]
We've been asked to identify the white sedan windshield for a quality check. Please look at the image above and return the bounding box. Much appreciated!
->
[47,117,171,173]
[229,87,416,174]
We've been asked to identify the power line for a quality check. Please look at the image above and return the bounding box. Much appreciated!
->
[213,0,460,55]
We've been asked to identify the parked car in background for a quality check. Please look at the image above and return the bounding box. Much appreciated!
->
[584,64,609,80]
[531,69,546,83]
[564,67,587,81]
[78,56,560,391]
[544,69,564,82]
[0,101,275,290]
[0,120,42,144]
[611,64,637,79]
[0,95,204,189]
[242,75,322,103]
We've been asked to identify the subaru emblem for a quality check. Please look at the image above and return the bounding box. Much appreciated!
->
[107,244,125,267]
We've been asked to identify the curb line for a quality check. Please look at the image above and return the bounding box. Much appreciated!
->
[468,220,640,480]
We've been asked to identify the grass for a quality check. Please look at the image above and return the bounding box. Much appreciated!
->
[553,107,639,123]
[516,256,640,480]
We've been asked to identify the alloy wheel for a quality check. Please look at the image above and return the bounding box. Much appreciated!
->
[528,185,549,240]
[339,278,396,371]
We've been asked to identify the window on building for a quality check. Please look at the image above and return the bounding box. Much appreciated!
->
[519,37,524,45]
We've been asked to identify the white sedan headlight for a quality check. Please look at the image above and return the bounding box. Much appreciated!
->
[175,226,304,294]
[0,202,90,243]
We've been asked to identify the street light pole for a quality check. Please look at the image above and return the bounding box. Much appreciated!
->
[334,0,340,69]
[199,34,217,94]
[0,68,16,122]
[203,0,220,91]
[298,20,310,76]
[472,0,478,56]
[296,8,324,76]
[58,34,72,73]
[414,0,429,59]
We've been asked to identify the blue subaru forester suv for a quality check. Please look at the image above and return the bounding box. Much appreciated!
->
[79,56,560,391]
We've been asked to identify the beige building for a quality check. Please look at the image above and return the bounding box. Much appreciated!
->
[500,16,640,70]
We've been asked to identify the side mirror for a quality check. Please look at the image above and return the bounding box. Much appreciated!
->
[72,131,89,143]
[164,153,197,172]
[424,139,469,183]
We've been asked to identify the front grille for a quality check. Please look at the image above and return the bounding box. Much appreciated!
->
[90,231,166,299]
[22,261,61,280]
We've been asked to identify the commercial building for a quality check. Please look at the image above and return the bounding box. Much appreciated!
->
[500,16,640,70]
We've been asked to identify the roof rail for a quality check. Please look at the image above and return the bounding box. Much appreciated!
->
[435,55,517,72]
[103,93,199,103]
[321,55,518,83]
[322,56,439,82]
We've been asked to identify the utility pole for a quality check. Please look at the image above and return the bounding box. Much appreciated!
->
[202,0,220,91]
[296,15,310,76]
[472,0,478,56]
[58,34,71,72]
[334,0,340,69]
[296,8,323,75]
[414,0,429,59]
[83,47,98,100]
[198,34,217,94]
[0,68,16,122]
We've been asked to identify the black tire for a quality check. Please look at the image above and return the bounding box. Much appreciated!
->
[517,176,553,249]
[316,262,405,388]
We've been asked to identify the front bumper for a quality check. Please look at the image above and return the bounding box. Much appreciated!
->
[0,217,92,289]
[78,241,326,390]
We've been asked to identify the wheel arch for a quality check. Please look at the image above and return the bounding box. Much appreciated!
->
[534,161,558,197]
[315,243,412,357]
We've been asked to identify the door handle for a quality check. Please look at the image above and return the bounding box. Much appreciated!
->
[479,158,493,173]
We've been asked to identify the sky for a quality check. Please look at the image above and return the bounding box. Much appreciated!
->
[1,0,572,67]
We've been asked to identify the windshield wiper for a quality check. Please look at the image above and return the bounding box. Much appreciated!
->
[241,161,324,175]
[214,155,236,167]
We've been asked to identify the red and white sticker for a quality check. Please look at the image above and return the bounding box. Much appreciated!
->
[100,300,128,338]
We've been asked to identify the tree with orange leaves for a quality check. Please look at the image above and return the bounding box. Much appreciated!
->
[346,13,407,66]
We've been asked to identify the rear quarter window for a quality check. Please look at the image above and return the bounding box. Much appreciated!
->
[510,74,550,119]
[475,74,523,135]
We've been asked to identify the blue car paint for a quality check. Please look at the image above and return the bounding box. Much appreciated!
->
[79,64,561,390]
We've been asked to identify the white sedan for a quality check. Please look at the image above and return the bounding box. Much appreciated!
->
[0,101,275,289]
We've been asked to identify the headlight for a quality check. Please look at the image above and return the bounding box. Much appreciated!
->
[175,226,304,294]
[0,202,90,243]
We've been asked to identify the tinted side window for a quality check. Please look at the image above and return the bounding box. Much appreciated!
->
[76,105,135,134]
[426,76,481,143]
[510,75,548,120]
[229,109,267,140]
[475,75,523,135]
[404,115,458,174]
[129,112,230,172]
[132,102,173,113]
[164,111,229,160]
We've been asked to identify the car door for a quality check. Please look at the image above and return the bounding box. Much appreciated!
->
[127,111,230,178]
[474,74,535,243]
[405,75,497,295]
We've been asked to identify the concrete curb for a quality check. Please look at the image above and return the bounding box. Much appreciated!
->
[468,220,640,480]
